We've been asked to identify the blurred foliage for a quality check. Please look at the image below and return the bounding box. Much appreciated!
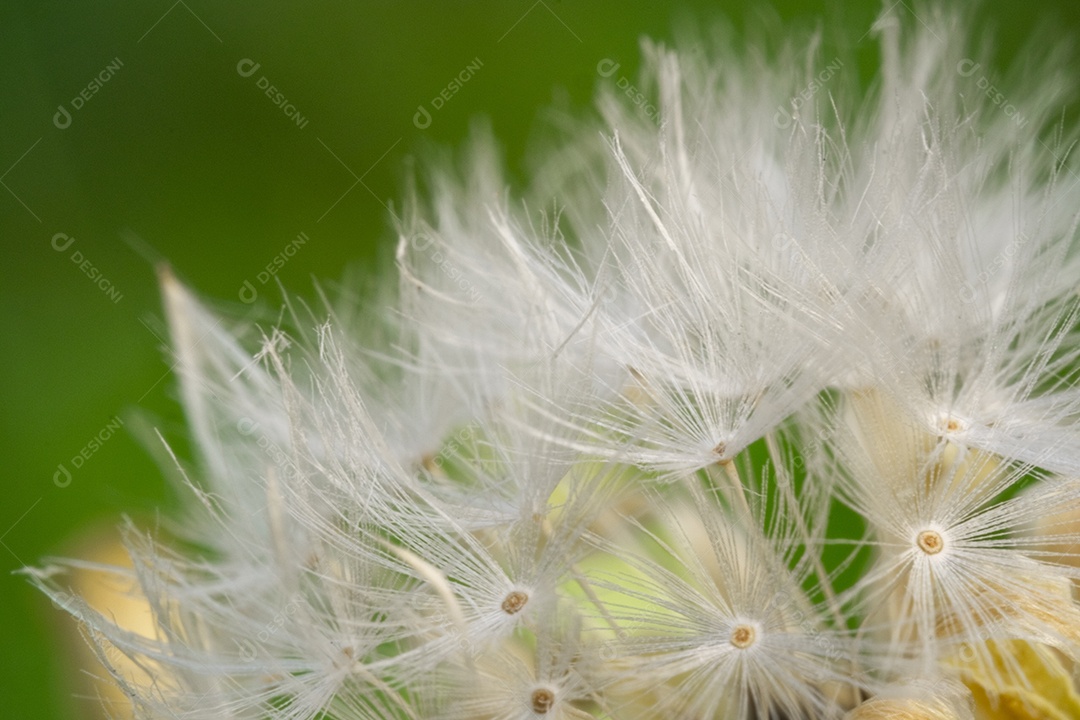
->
[2,1,1078,718]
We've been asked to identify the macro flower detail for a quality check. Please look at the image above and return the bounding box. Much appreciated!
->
[26,6,1080,720]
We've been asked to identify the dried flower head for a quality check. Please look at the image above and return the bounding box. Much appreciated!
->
[26,5,1080,719]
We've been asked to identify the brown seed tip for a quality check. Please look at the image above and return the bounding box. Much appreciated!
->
[530,687,555,714]
[501,590,529,615]
[917,529,944,555]
[730,624,756,649]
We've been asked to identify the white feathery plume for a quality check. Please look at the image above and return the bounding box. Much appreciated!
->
[833,11,1080,477]
[824,389,1080,683]
[526,34,867,476]
[26,5,1080,719]
[428,616,600,720]
[591,467,862,719]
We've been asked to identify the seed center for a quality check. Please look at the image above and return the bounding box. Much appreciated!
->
[501,590,529,615]
[917,529,944,555]
[730,624,756,649]
[531,687,555,714]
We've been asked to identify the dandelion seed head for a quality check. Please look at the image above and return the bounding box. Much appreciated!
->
[713,441,731,462]
[729,622,758,650]
[529,686,556,714]
[501,589,529,615]
[915,528,946,556]
[930,411,968,438]
[25,6,1080,718]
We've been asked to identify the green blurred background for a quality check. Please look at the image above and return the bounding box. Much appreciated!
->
[2,2,1078,718]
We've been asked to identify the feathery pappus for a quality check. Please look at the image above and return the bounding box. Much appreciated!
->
[26,5,1080,719]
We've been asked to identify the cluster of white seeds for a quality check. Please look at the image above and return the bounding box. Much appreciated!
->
[26,7,1080,720]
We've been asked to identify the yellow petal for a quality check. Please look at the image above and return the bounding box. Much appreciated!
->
[948,640,1080,719]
